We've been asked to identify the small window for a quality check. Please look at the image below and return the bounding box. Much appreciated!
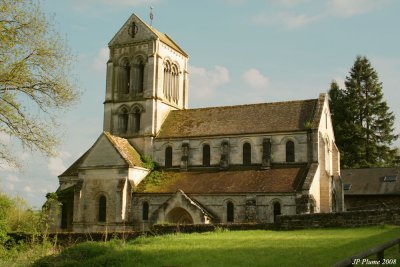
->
[165,146,173,167]
[119,108,129,134]
[343,184,352,191]
[383,176,397,182]
[227,201,234,222]
[98,195,107,222]
[286,141,295,162]
[273,202,281,223]
[325,112,328,129]
[124,65,131,94]
[243,143,251,165]
[202,144,210,166]
[60,202,68,229]
[142,202,149,221]
[133,109,141,133]
[138,60,145,93]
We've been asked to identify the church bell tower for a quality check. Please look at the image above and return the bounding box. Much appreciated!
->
[103,14,189,156]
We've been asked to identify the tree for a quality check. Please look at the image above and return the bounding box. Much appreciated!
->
[329,56,398,168]
[0,0,79,168]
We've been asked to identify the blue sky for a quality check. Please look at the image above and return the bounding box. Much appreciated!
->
[1,0,400,208]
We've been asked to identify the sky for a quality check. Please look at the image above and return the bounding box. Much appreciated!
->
[1,0,400,208]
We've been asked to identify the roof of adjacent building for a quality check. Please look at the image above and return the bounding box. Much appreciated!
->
[342,167,400,195]
[59,132,145,177]
[157,98,320,139]
[136,166,309,194]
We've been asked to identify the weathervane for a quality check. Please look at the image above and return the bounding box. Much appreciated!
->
[150,6,154,26]
[128,21,138,38]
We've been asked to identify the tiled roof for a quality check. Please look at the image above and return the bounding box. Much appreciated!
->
[59,132,145,177]
[137,166,308,194]
[342,168,400,195]
[59,152,88,177]
[104,131,145,168]
[157,99,319,139]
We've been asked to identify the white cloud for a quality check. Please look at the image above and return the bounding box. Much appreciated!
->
[189,65,230,99]
[47,152,72,177]
[92,47,109,74]
[328,0,390,17]
[6,183,15,191]
[6,175,20,183]
[242,68,269,90]
[23,186,33,193]
[254,12,320,29]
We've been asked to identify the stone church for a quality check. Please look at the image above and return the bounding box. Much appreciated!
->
[53,14,343,232]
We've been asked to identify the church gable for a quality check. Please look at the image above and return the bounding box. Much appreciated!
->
[77,132,144,169]
[151,190,214,224]
[108,14,187,56]
[80,134,127,168]
[108,14,158,47]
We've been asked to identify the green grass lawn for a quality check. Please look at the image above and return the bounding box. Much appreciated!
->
[33,225,400,267]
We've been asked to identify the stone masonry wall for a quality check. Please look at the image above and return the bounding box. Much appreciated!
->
[277,208,400,229]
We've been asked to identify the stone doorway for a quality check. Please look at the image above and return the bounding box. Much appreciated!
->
[165,207,194,224]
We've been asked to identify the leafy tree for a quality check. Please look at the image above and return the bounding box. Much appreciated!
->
[329,56,398,168]
[0,193,12,242]
[0,0,79,168]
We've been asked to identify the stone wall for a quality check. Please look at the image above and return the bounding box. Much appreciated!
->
[153,133,309,167]
[277,208,400,229]
[132,193,298,230]
[345,195,400,211]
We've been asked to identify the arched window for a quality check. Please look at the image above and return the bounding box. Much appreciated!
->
[165,146,172,167]
[286,140,295,162]
[98,195,107,222]
[133,107,141,133]
[227,201,234,222]
[119,58,130,94]
[163,61,179,104]
[60,202,68,229]
[119,108,129,134]
[142,202,149,221]
[171,65,179,104]
[163,62,171,101]
[273,202,281,223]
[243,143,251,165]
[137,60,145,93]
[202,144,210,166]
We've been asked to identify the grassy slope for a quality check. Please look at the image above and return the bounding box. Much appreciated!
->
[34,226,400,267]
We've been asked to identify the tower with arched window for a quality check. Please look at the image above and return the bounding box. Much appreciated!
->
[102,14,189,155]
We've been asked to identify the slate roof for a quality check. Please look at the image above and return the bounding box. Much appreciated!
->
[137,166,308,194]
[342,168,400,195]
[157,98,320,139]
[59,132,145,177]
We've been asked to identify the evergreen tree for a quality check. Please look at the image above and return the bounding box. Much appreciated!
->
[329,56,398,168]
